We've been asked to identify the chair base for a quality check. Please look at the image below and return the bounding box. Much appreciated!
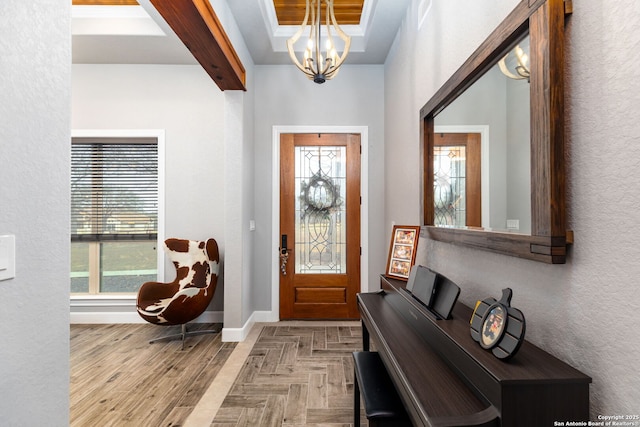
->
[149,323,221,350]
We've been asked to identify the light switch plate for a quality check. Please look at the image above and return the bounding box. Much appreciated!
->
[0,234,16,281]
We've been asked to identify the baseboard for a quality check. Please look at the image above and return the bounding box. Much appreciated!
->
[70,310,224,324]
[69,307,276,343]
[221,310,277,342]
[253,310,279,323]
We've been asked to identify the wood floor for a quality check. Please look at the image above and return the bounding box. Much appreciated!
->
[213,324,364,427]
[70,322,366,427]
[70,323,235,427]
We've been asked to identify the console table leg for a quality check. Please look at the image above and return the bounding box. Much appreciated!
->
[361,320,370,351]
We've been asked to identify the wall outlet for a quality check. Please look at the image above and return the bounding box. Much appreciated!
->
[506,219,520,230]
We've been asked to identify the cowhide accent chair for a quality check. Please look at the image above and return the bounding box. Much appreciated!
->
[136,238,220,349]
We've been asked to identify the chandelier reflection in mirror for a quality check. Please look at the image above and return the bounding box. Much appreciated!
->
[498,36,530,82]
[286,0,351,84]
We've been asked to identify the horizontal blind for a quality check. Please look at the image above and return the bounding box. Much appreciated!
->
[71,141,158,242]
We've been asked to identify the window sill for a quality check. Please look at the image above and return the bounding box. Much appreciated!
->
[70,294,136,307]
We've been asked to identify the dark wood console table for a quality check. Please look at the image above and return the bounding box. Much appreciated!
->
[356,275,591,427]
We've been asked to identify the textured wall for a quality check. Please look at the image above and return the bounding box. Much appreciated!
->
[0,1,71,425]
[385,0,640,417]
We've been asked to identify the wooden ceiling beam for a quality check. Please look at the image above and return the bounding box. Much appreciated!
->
[150,0,246,91]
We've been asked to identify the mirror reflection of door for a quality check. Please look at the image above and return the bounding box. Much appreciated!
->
[434,133,481,227]
[279,133,361,319]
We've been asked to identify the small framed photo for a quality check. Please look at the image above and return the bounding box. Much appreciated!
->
[386,225,420,280]
[480,304,507,349]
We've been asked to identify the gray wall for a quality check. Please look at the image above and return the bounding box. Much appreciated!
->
[0,0,71,424]
[435,67,509,230]
[252,64,386,313]
[72,64,227,312]
[435,66,531,232]
[506,77,531,233]
[205,0,258,334]
[385,0,640,417]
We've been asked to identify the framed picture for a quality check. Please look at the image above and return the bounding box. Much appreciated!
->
[386,225,420,280]
[480,304,507,349]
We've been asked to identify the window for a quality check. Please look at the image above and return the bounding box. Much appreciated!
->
[71,136,160,294]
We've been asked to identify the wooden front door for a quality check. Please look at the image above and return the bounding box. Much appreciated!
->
[279,133,361,319]
[434,133,482,227]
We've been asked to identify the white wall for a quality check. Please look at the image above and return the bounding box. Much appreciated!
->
[385,0,640,417]
[252,64,386,319]
[0,1,71,425]
[72,64,227,313]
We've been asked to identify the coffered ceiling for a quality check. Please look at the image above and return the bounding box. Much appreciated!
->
[272,0,365,25]
[72,0,410,66]
[73,0,139,4]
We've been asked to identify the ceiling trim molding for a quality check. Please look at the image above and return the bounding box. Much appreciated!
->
[73,0,139,5]
[150,0,246,91]
[259,0,376,53]
[72,5,165,36]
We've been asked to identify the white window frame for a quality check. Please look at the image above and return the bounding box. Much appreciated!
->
[70,129,165,319]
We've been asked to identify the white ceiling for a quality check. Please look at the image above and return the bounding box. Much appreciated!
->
[72,0,411,66]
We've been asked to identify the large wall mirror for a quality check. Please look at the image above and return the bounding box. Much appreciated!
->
[421,0,572,263]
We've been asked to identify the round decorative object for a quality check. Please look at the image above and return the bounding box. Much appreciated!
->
[300,172,342,216]
[480,303,507,349]
[305,175,335,209]
[470,288,526,361]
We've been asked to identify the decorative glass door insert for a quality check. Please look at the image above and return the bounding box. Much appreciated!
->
[294,146,347,274]
[434,145,467,227]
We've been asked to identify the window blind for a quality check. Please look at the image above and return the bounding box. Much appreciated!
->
[71,140,158,242]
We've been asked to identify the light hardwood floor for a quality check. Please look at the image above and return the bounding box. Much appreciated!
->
[70,323,234,427]
[213,324,364,427]
[71,322,365,427]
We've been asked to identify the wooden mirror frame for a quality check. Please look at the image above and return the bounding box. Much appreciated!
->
[421,0,572,264]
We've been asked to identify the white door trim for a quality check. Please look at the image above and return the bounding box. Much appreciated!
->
[271,125,369,321]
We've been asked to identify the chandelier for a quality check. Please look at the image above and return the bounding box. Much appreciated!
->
[286,0,351,84]
[498,40,530,82]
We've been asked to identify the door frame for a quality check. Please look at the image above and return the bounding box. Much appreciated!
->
[271,125,369,320]
[434,125,490,229]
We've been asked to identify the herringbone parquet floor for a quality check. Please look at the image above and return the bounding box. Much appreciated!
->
[212,324,365,427]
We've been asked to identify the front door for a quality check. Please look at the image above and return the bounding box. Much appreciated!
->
[279,133,361,319]
[434,132,482,227]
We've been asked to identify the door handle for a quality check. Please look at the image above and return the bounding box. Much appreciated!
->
[280,234,289,275]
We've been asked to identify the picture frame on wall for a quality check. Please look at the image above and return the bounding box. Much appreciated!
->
[385,225,420,281]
